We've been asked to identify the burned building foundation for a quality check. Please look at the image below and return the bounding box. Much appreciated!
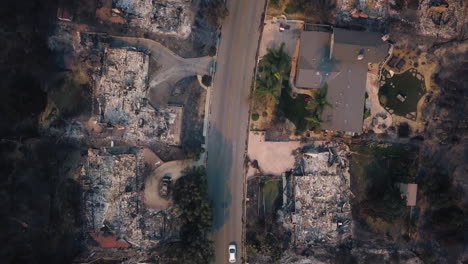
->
[282,145,352,247]
[92,48,183,146]
[80,148,178,250]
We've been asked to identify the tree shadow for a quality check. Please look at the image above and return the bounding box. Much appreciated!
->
[206,128,234,230]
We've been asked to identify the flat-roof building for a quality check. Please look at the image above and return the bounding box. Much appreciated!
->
[296,27,390,133]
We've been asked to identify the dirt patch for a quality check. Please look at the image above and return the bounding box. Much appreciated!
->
[251,94,278,130]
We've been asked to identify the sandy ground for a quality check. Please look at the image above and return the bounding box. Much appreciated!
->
[143,159,193,210]
[247,131,301,177]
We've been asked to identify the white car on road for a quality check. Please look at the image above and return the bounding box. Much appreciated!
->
[228,243,236,263]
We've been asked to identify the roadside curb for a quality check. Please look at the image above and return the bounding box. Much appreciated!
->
[203,26,223,166]
[241,0,269,262]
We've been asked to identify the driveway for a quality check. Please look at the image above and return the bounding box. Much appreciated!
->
[206,0,266,263]
[259,18,303,58]
[143,159,193,210]
[109,36,213,90]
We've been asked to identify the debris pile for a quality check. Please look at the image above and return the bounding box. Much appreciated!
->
[80,148,176,248]
[285,144,352,246]
[338,0,389,21]
[113,0,192,38]
[95,48,182,145]
[337,0,465,39]
[294,174,352,244]
[418,0,464,39]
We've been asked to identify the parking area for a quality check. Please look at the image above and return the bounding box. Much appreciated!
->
[259,18,303,58]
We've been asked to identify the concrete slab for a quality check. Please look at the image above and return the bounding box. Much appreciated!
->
[259,18,303,58]
[247,131,301,176]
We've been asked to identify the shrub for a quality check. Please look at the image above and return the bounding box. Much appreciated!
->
[380,95,388,105]
[255,43,291,98]
[251,112,260,121]
[205,0,229,27]
[270,0,280,7]
[201,75,212,87]
[364,109,371,119]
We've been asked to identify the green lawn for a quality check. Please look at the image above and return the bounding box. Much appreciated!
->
[263,179,279,214]
[379,69,424,117]
[278,84,311,132]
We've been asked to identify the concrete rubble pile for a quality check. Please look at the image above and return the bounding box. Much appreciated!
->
[113,0,192,39]
[95,48,182,145]
[81,148,172,248]
[286,145,352,246]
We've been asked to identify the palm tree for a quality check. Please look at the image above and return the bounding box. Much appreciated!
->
[306,83,332,115]
[304,83,332,129]
[263,43,290,77]
[255,43,291,98]
[305,116,322,128]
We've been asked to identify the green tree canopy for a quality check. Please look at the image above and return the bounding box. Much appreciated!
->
[304,83,331,129]
[255,43,291,98]
[163,166,214,264]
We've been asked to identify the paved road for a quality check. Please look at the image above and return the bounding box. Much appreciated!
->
[206,0,266,263]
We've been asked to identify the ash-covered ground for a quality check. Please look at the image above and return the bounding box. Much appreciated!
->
[0,1,86,263]
[0,0,218,263]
